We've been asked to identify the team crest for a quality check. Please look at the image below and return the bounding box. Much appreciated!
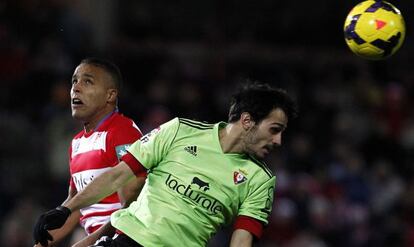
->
[115,144,131,160]
[233,170,248,185]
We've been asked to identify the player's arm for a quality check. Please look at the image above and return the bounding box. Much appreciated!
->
[230,229,254,247]
[33,160,141,246]
[34,119,177,245]
[33,186,81,247]
[118,175,146,207]
[232,176,276,246]
[229,215,265,247]
[71,222,114,247]
[43,210,81,247]
[71,175,146,247]
[64,161,136,212]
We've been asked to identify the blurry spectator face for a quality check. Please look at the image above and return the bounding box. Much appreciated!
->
[70,63,116,126]
[244,108,287,159]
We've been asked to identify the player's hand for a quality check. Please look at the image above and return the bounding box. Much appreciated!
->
[33,206,71,246]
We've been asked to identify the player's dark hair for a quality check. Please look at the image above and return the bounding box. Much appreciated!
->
[228,81,298,123]
[80,57,123,96]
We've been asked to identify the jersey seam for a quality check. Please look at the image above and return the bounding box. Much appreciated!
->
[170,119,181,150]
[247,155,273,178]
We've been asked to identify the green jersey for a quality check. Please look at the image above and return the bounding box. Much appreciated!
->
[111,118,276,247]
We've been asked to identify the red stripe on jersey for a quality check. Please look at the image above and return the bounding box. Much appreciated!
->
[87,224,104,235]
[233,215,264,239]
[121,152,147,177]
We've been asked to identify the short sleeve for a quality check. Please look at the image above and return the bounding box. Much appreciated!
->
[110,119,142,162]
[238,176,276,224]
[127,118,179,170]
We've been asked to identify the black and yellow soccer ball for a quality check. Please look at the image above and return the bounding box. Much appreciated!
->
[344,0,405,60]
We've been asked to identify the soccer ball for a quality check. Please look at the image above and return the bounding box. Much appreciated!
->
[344,0,405,60]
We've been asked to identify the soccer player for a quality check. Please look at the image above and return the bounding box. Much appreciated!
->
[34,82,298,246]
[33,58,146,247]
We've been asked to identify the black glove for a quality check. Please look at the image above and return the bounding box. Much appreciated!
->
[33,206,71,246]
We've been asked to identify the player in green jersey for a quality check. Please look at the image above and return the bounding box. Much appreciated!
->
[34,82,298,247]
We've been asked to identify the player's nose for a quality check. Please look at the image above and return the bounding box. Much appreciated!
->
[71,81,81,93]
[272,133,282,146]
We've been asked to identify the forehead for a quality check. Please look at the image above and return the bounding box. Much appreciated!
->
[73,63,108,77]
[260,108,288,127]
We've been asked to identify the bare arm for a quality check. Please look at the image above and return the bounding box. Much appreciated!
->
[230,229,254,247]
[118,176,146,207]
[63,161,135,212]
[71,176,146,247]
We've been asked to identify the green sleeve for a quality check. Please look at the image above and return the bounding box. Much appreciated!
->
[127,118,179,169]
[238,176,276,224]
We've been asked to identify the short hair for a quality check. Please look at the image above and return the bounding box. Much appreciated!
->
[228,81,298,123]
[80,57,123,95]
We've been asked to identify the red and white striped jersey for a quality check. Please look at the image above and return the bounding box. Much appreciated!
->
[69,111,144,234]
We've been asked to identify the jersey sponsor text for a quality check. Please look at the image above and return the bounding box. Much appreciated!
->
[72,167,111,191]
[165,174,223,215]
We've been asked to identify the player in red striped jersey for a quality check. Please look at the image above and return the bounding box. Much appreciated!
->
[33,58,146,247]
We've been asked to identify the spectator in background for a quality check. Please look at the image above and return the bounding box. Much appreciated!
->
[33,58,146,247]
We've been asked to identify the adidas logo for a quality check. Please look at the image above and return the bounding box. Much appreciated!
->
[184,146,197,156]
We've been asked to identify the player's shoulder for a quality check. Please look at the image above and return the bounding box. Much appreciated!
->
[107,113,141,137]
[112,112,135,124]
[177,117,215,130]
[246,155,274,179]
[110,113,138,129]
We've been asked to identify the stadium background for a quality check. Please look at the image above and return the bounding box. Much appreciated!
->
[1,0,414,246]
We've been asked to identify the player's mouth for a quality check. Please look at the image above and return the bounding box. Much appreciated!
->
[71,98,84,108]
[263,145,274,154]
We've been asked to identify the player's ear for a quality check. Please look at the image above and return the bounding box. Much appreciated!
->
[107,88,118,104]
[240,112,255,130]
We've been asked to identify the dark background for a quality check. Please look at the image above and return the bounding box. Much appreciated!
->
[1,0,414,246]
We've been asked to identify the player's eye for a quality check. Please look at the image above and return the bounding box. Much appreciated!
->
[270,127,282,134]
[71,78,77,84]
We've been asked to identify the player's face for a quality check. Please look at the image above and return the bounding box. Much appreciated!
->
[244,108,288,159]
[70,63,114,125]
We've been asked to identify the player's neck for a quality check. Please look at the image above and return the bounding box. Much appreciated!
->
[84,107,117,133]
[219,123,245,154]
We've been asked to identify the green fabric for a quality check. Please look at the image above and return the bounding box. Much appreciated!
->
[111,118,276,247]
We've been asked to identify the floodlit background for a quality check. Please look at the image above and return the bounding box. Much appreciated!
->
[1,0,414,246]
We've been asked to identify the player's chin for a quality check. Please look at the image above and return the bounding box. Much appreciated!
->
[252,150,267,160]
[71,109,86,120]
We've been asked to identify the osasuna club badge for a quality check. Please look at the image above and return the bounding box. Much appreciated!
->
[233,170,248,185]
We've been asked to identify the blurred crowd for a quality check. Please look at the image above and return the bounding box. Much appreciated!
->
[1,0,414,246]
